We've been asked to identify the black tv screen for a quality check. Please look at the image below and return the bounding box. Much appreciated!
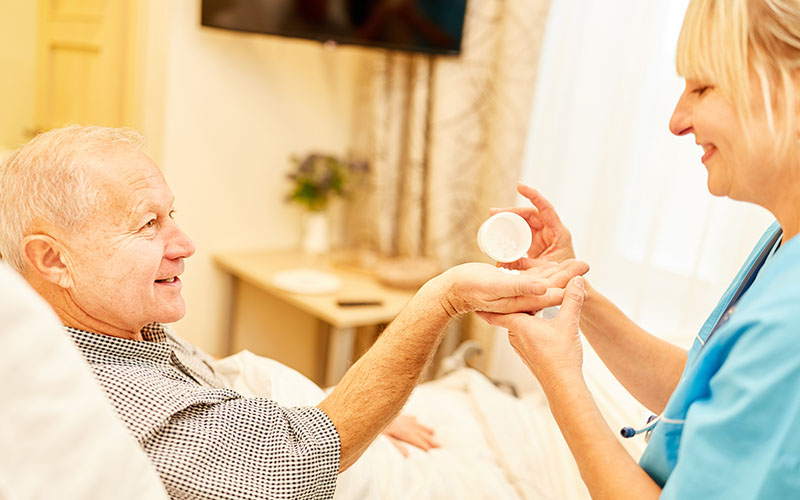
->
[201,0,467,55]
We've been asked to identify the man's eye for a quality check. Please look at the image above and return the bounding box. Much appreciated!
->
[169,209,176,219]
[144,219,156,229]
[693,86,710,96]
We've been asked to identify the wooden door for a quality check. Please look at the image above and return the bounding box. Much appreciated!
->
[36,0,139,131]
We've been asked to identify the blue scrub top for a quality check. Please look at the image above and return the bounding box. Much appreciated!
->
[639,221,800,498]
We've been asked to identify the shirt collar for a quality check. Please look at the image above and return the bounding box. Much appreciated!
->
[140,322,168,343]
[65,322,171,366]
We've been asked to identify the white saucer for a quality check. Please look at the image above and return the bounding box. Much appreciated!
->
[271,269,343,295]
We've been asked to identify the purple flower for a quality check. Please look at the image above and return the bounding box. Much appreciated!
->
[285,152,370,212]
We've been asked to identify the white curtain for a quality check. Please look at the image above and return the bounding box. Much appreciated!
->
[521,0,774,338]
[488,0,774,394]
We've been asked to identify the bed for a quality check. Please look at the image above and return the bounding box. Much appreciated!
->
[215,347,648,499]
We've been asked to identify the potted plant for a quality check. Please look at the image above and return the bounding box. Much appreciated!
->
[286,153,368,254]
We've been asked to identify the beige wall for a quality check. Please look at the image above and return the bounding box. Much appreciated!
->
[152,2,368,355]
[0,0,37,149]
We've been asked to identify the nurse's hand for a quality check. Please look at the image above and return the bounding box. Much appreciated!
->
[478,275,586,388]
[438,259,589,318]
[490,183,575,270]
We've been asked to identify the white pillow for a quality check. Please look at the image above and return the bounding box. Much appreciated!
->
[0,262,168,500]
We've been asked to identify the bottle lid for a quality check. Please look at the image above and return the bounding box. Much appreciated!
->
[477,212,532,263]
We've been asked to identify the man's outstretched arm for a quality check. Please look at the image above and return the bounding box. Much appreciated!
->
[319,260,589,471]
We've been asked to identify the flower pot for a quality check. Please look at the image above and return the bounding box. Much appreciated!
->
[302,211,330,255]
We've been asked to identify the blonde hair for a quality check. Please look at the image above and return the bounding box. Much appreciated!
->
[677,0,800,150]
[0,125,145,271]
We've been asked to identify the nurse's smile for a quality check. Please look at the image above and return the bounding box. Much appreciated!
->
[700,144,716,164]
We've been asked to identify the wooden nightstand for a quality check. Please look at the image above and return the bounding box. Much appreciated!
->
[214,251,417,386]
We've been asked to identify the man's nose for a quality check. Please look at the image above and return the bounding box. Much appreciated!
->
[669,93,692,137]
[165,222,196,260]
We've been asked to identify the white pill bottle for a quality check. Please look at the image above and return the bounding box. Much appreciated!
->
[476,212,532,263]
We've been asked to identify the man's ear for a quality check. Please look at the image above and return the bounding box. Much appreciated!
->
[21,234,74,288]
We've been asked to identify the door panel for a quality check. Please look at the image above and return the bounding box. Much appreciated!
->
[36,0,137,130]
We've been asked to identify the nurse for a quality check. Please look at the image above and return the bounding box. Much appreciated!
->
[481,0,800,498]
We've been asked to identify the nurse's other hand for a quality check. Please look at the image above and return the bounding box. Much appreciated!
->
[478,275,586,388]
[490,183,575,269]
[438,260,588,317]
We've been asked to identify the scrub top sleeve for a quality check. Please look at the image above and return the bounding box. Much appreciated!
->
[660,314,800,499]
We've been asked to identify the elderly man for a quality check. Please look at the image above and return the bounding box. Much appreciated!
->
[0,125,586,499]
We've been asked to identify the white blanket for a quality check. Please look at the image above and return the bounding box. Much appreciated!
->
[213,350,645,499]
[0,263,169,500]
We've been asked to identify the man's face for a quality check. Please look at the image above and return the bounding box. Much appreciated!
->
[61,148,195,335]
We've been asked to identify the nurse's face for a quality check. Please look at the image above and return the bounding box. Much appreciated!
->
[668,77,785,206]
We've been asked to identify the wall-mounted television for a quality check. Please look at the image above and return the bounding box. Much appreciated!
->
[201,0,468,56]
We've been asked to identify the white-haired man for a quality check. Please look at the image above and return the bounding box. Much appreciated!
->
[0,125,587,499]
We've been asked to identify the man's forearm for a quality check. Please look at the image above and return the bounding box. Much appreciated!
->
[579,282,686,413]
[318,275,452,472]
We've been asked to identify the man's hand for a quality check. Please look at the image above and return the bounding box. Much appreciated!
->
[320,256,587,472]
[382,414,439,458]
[437,259,589,318]
[490,183,576,269]
[478,276,586,389]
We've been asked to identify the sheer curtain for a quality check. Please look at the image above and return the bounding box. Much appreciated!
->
[521,0,773,338]
[488,0,774,394]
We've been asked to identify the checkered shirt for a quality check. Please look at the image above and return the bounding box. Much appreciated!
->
[66,323,341,500]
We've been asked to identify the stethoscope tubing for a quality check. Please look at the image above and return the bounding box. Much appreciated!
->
[621,414,660,439]
[620,228,783,440]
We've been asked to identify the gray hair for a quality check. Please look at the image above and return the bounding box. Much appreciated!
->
[0,125,145,271]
